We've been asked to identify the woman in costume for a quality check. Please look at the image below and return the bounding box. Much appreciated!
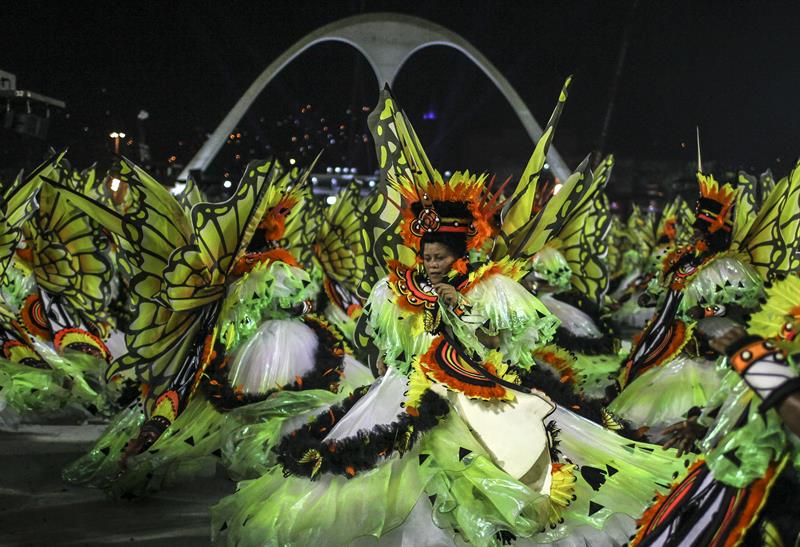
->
[632,270,800,546]
[59,158,371,495]
[607,167,796,441]
[211,83,686,547]
[0,156,120,424]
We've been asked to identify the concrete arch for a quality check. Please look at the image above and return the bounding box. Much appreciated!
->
[180,13,570,181]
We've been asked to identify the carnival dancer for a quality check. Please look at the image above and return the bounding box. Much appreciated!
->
[211,82,685,547]
[609,197,696,333]
[519,155,627,403]
[608,162,800,440]
[58,158,371,496]
[632,272,800,546]
[0,155,117,423]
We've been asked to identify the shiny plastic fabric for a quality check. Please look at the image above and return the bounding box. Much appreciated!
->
[549,406,686,534]
[700,368,792,488]
[540,293,602,339]
[465,274,560,369]
[680,256,763,316]
[568,350,626,400]
[220,357,373,480]
[0,341,109,420]
[212,376,685,546]
[0,264,36,312]
[219,389,343,480]
[608,353,723,438]
[219,260,319,350]
[65,395,224,497]
[62,403,144,488]
[530,247,572,293]
[323,301,356,340]
[0,358,71,418]
[211,411,555,547]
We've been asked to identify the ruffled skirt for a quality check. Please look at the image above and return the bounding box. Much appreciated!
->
[607,353,723,440]
[212,369,685,546]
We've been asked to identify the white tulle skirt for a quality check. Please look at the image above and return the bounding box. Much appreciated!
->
[226,319,319,394]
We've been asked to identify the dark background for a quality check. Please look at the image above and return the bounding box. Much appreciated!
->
[2,0,798,193]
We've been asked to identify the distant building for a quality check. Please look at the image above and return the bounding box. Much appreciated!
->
[0,70,66,175]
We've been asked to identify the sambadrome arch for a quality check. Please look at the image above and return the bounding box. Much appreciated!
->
[179,13,571,181]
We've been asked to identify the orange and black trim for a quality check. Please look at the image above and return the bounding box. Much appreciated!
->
[633,457,785,547]
[53,328,111,362]
[419,335,510,400]
[20,293,52,341]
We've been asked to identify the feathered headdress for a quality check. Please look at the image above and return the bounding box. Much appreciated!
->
[393,170,506,253]
[256,166,308,242]
[693,173,736,235]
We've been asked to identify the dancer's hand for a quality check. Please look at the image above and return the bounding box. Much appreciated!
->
[119,421,164,470]
[375,355,387,377]
[119,431,155,470]
[662,416,705,457]
[433,283,460,308]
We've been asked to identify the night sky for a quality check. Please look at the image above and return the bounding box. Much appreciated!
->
[2,0,799,179]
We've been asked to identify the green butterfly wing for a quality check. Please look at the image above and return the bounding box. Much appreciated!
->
[732,171,758,247]
[174,174,205,213]
[0,155,62,283]
[740,160,800,281]
[30,179,115,327]
[558,156,613,305]
[359,86,426,298]
[493,77,572,260]
[505,155,597,261]
[163,159,279,311]
[314,184,366,296]
[278,171,317,268]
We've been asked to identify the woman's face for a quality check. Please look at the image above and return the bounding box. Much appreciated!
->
[422,242,458,284]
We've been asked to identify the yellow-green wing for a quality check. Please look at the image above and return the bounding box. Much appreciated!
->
[107,285,216,403]
[174,174,205,213]
[506,155,597,261]
[48,158,193,293]
[314,184,365,296]
[370,84,436,186]
[359,86,423,297]
[30,180,115,327]
[163,159,281,311]
[558,156,613,304]
[740,160,800,281]
[759,169,775,203]
[493,77,572,260]
[731,171,758,247]
[0,155,61,282]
